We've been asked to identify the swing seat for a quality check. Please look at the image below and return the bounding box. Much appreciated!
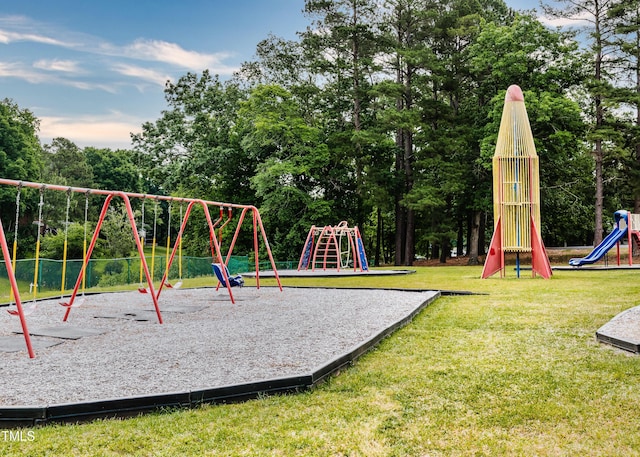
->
[60,297,85,308]
[212,263,244,287]
[7,302,37,316]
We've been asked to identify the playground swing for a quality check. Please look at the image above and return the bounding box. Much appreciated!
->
[7,185,21,305]
[163,201,179,289]
[156,199,187,295]
[9,187,44,316]
[60,191,90,308]
[31,187,45,301]
[149,198,159,284]
[138,198,163,293]
[174,201,185,289]
[59,189,71,298]
[206,206,226,290]
[212,207,242,290]
[137,198,148,293]
[212,263,244,287]
[217,207,232,245]
[6,185,37,316]
[208,206,224,257]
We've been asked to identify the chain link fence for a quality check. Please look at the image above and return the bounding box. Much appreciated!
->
[0,255,250,292]
[0,256,301,296]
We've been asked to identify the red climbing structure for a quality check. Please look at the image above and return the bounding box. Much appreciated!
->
[298,221,369,272]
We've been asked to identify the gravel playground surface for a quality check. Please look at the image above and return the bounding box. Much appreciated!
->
[0,287,437,408]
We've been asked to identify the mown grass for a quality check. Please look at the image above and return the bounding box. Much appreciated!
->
[4,266,640,456]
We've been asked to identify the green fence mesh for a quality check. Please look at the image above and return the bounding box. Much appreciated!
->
[0,255,256,292]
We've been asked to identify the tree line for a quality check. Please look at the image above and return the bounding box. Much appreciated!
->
[2,0,640,265]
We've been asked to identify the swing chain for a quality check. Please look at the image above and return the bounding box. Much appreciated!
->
[140,196,146,240]
[13,184,21,241]
[36,185,45,230]
[83,190,90,237]
[64,188,72,231]
[153,197,159,230]
[179,200,184,237]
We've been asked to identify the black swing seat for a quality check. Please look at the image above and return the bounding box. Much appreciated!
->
[212,263,244,287]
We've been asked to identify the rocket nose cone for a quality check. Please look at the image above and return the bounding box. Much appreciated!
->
[505,85,524,102]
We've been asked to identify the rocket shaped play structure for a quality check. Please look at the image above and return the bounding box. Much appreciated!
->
[481,85,552,279]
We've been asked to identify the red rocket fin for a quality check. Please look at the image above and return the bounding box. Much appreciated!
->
[482,217,503,279]
[530,218,552,279]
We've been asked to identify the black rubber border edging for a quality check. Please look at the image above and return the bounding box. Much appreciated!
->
[0,290,440,428]
[595,331,640,353]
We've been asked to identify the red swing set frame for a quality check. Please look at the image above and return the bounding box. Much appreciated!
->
[0,178,282,358]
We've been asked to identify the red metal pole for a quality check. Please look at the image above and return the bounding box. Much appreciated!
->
[312,227,327,271]
[0,218,35,358]
[63,193,163,323]
[0,178,249,210]
[162,200,234,302]
[321,227,329,270]
[348,230,358,271]
[120,193,163,324]
[252,209,260,288]
[157,200,194,299]
[214,207,248,292]
[63,194,113,321]
[224,207,248,265]
[201,200,235,303]
[253,208,283,291]
[327,227,340,271]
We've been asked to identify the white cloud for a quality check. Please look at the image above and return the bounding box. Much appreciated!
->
[0,29,72,46]
[0,61,49,83]
[124,39,225,69]
[0,14,240,149]
[538,11,593,28]
[112,63,172,87]
[0,15,238,74]
[39,112,143,149]
[68,80,119,93]
[0,61,117,92]
[106,39,239,75]
[0,15,77,47]
[33,59,82,73]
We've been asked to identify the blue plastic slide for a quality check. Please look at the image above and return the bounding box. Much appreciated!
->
[356,237,369,271]
[300,238,313,269]
[569,210,628,267]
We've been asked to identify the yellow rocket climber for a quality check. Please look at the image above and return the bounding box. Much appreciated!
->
[481,85,552,279]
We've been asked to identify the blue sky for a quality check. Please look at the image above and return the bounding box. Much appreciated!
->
[0,1,559,150]
[1,0,310,149]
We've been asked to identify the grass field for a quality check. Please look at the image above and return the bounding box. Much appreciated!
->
[3,266,640,456]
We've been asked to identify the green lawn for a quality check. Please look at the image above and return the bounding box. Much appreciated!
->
[4,266,640,456]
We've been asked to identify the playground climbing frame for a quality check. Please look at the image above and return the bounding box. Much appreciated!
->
[298,221,368,272]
